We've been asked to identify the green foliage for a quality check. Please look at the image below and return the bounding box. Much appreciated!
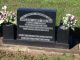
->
[34,55,48,60]
[49,55,74,60]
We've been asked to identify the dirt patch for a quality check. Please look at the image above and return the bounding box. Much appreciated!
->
[0,37,80,60]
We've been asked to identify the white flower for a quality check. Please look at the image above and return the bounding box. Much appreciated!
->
[67,24,69,27]
[66,14,71,17]
[63,20,67,24]
[75,20,77,22]
[63,17,68,25]
[61,13,77,30]
[73,23,75,26]
[71,27,75,30]
[2,5,7,11]
[63,17,65,20]
[70,21,73,24]
[0,20,4,24]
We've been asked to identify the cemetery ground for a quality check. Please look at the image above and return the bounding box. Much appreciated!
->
[0,0,80,60]
[0,38,80,60]
[0,43,79,60]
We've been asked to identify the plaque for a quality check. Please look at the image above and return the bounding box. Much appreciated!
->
[17,8,56,42]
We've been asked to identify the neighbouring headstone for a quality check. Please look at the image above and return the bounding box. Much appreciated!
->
[17,8,56,43]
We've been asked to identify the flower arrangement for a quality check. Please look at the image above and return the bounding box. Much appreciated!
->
[0,5,16,26]
[60,14,77,30]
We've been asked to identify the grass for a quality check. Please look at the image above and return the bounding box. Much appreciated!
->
[0,50,74,60]
[0,0,80,27]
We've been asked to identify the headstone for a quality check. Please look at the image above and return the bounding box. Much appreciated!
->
[17,8,56,43]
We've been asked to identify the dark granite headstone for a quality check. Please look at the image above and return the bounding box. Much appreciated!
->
[17,8,56,43]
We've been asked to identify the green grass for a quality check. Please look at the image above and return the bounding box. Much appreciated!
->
[0,50,74,60]
[0,0,80,27]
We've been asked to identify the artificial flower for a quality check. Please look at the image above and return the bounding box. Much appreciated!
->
[60,14,77,30]
[0,6,16,25]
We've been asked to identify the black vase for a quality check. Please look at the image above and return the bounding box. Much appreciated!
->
[56,27,74,48]
[3,23,16,40]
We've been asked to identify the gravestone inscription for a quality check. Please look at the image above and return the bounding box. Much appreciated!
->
[17,8,56,42]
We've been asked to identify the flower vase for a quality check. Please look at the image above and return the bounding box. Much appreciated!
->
[0,25,2,37]
[3,23,15,40]
[56,27,74,49]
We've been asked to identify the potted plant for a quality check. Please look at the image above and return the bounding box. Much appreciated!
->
[0,6,16,40]
[56,14,77,48]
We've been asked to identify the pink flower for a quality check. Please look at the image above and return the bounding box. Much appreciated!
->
[70,15,75,21]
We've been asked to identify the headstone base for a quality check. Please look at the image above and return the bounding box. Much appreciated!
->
[55,42,69,49]
[2,39,71,49]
